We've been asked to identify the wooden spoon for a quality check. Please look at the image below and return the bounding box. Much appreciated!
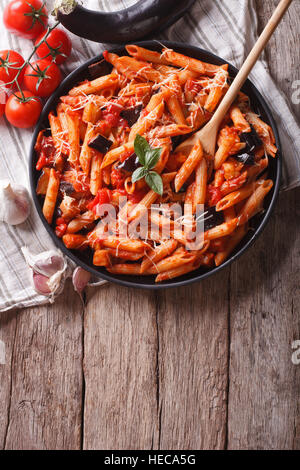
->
[176,0,293,156]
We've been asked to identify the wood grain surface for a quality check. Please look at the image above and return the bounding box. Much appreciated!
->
[0,0,299,450]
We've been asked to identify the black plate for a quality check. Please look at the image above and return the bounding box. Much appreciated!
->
[29,41,281,289]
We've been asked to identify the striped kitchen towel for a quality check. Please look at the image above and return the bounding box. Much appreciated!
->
[0,0,299,312]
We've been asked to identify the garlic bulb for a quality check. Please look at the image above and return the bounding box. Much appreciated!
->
[21,247,70,300]
[0,180,30,225]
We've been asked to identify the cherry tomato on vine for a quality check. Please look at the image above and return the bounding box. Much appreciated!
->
[0,50,25,89]
[0,93,7,117]
[5,90,42,128]
[35,28,72,65]
[3,0,48,40]
[23,59,61,97]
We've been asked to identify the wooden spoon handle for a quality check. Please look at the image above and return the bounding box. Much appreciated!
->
[211,0,293,128]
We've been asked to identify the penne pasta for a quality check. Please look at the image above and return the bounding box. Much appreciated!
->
[107,264,143,276]
[238,179,273,224]
[101,142,134,169]
[174,140,203,192]
[67,211,95,233]
[69,73,118,96]
[107,248,144,261]
[79,123,96,175]
[230,105,251,132]
[126,45,170,65]
[140,239,178,273]
[151,251,196,274]
[166,94,186,125]
[148,124,191,140]
[216,182,256,211]
[62,234,87,249]
[66,111,80,166]
[102,238,148,253]
[161,48,228,76]
[93,249,111,267]
[90,152,103,196]
[215,225,248,266]
[193,157,207,212]
[128,102,165,141]
[42,169,60,224]
[204,218,239,240]
[35,44,278,282]
[36,168,50,195]
[82,100,103,124]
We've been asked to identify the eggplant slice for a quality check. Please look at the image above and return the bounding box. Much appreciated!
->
[117,153,141,173]
[120,105,143,127]
[88,134,113,154]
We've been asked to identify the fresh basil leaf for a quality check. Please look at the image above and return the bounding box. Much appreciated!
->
[145,147,162,170]
[134,134,151,166]
[145,171,163,195]
[132,166,148,183]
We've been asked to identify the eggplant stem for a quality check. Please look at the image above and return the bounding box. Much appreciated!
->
[53,0,77,16]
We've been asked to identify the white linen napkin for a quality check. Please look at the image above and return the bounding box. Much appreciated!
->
[0,0,299,312]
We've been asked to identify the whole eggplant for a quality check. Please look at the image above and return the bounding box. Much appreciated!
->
[54,0,196,44]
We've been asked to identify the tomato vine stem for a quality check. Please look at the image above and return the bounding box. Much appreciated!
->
[1,20,60,102]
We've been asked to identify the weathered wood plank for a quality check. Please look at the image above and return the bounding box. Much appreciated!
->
[227,0,300,450]
[256,0,300,118]
[83,284,158,450]
[2,282,83,450]
[0,310,17,449]
[228,188,300,449]
[1,0,299,452]
[157,271,229,450]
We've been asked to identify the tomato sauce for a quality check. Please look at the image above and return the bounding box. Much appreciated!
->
[55,216,67,238]
[102,102,128,128]
[36,136,56,170]
[87,188,111,212]
[206,185,222,206]
[111,167,126,189]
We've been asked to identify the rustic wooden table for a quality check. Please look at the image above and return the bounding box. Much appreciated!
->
[0,0,299,450]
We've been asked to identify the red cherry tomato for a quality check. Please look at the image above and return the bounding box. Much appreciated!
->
[0,50,25,89]
[0,89,7,117]
[35,28,72,65]
[3,0,48,39]
[0,102,6,117]
[5,90,42,128]
[23,59,61,97]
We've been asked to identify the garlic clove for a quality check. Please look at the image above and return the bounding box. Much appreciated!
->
[72,267,91,294]
[0,180,30,225]
[35,254,65,277]
[32,272,52,295]
[21,246,69,299]
[21,247,66,278]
